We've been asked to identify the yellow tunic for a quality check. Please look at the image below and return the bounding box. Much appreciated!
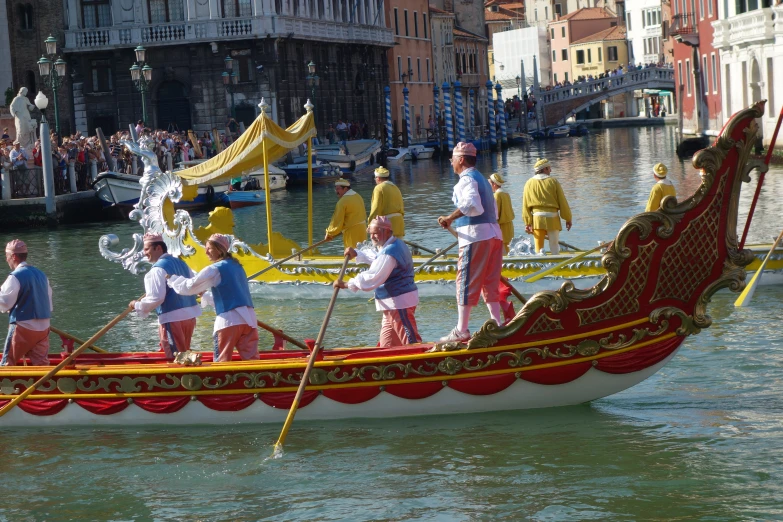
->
[325,190,368,248]
[493,188,515,251]
[522,175,572,231]
[645,181,677,212]
[368,180,405,237]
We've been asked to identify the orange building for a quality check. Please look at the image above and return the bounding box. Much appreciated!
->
[548,8,618,84]
[386,0,436,143]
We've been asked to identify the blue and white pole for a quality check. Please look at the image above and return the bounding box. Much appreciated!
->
[454,80,466,143]
[442,82,454,151]
[486,80,497,150]
[496,82,508,148]
[403,86,412,147]
[468,89,475,138]
[384,86,392,146]
[433,84,442,152]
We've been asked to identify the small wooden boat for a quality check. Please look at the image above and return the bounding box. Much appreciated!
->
[1,102,766,427]
[92,172,228,209]
[314,140,382,172]
[385,148,410,163]
[408,145,435,160]
[548,125,571,139]
[225,189,266,209]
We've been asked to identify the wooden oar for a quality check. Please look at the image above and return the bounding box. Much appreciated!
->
[257,319,308,350]
[500,276,526,303]
[414,240,459,274]
[524,242,612,283]
[246,237,332,281]
[734,229,783,307]
[558,241,583,252]
[0,297,141,419]
[403,239,437,255]
[273,255,350,454]
[49,326,108,354]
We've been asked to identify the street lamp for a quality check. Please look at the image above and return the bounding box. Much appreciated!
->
[222,70,239,119]
[516,75,521,99]
[37,35,66,142]
[130,46,152,125]
[400,68,413,147]
[306,61,320,104]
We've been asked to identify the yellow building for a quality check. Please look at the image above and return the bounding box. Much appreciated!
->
[569,26,628,81]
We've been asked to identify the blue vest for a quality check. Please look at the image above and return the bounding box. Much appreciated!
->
[152,255,198,315]
[453,168,498,228]
[9,265,51,324]
[374,239,417,300]
[211,259,254,315]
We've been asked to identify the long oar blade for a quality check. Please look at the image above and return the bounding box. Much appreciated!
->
[735,230,783,307]
[524,242,610,284]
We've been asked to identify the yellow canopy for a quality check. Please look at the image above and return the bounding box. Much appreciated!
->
[176,110,316,186]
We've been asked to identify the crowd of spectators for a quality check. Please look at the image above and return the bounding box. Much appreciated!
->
[545,61,673,92]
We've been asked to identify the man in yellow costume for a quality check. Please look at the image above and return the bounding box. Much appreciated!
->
[368,166,405,238]
[645,163,677,212]
[489,173,514,254]
[325,178,368,248]
[522,158,572,255]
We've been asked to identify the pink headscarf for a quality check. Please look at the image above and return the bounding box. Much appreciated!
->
[142,232,164,243]
[368,216,392,231]
[5,239,27,254]
[452,142,477,157]
[208,233,230,251]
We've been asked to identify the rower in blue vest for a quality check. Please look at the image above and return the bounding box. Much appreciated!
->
[436,142,504,343]
[129,233,201,359]
[334,216,421,347]
[1,239,53,366]
[167,233,259,362]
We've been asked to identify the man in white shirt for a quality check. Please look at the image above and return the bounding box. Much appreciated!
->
[0,239,53,366]
[9,141,30,169]
[334,216,421,347]
[167,234,259,362]
[129,233,202,358]
[436,142,504,342]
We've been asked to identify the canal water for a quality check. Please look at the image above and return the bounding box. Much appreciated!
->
[2,126,783,520]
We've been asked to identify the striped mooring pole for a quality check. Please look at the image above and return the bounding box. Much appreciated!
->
[454,80,466,143]
[433,84,442,152]
[468,89,475,138]
[486,80,497,150]
[403,86,412,147]
[496,82,508,148]
[384,86,392,146]
[442,82,454,151]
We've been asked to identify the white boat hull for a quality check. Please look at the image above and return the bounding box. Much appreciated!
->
[0,353,673,427]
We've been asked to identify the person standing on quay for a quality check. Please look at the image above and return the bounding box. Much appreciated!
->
[167,234,259,362]
[437,142,504,342]
[0,240,52,366]
[129,233,201,359]
[334,216,421,347]
[325,178,368,248]
[368,166,405,239]
[522,158,572,255]
[490,173,515,254]
[645,163,676,212]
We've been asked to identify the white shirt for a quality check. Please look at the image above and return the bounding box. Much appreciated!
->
[348,237,419,312]
[167,264,256,333]
[452,168,503,247]
[134,254,202,325]
[0,262,53,331]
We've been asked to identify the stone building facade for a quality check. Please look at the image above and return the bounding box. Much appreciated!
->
[5,0,392,137]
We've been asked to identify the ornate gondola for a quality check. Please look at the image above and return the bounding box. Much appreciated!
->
[0,102,767,427]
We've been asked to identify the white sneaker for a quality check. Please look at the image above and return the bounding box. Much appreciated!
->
[439,327,471,343]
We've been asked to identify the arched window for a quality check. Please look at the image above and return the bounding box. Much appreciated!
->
[222,0,251,17]
[148,0,184,23]
[82,0,111,28]
[18,4,34,30]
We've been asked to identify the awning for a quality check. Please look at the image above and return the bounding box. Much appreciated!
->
[643,89,661,94]
[176,109,316,186]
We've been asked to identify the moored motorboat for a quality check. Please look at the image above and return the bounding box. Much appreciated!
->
[314,140,382,172]
[548,125,571,138]
[385,148,411,163]
[1,102,767,428]
[92,172,228,209]
[276,160,341,185]
[408,145,435,160]
[225,189,266,209]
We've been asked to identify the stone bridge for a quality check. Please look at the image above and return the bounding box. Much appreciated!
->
[534,67,676,126]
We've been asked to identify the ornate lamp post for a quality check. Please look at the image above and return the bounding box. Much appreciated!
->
[37,35,67,142]
[222,55,239,119]
[130,46,152,125]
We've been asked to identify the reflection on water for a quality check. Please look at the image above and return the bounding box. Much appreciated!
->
[2,126,783,519]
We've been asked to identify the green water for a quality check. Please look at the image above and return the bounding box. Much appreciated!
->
[2,126,783,520]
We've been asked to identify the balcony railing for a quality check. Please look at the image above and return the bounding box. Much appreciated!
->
[669,13,698,36]
[64,16,393,51]
[712,7,775,49]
